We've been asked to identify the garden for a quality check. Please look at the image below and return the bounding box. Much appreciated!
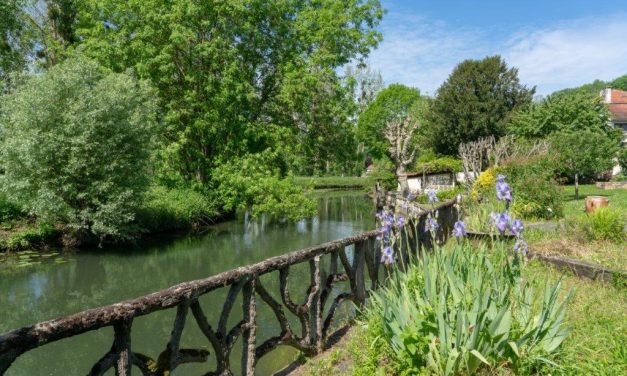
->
[296,139,626,375]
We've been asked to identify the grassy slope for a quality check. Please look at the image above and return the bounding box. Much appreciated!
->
[527,184,626,270]
[297,260,627,376]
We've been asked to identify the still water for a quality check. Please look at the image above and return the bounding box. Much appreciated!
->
[0,191,374,375]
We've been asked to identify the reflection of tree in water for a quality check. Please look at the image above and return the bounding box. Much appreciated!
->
[0,192,374,375]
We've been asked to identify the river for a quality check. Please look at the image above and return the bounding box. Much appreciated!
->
[0,191,375,375]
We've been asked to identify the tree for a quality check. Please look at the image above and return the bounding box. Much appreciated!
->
[428,56,534,155]
[345,64,384,114]
[0,0,32,81]
[77,0,383,183]
[357,84,421,159]
[551,130,620,199]
[508,91,614,138]
[0,58,158,241]
[384,116,420,193]
[610,75,627,91]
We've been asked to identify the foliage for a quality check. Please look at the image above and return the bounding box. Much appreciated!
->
[550,130,620,182]
[357,84,422,159]
[427,55,534,155]
[618,148,627,173]
[508,91,615,139]
[414,187,463,205]
[471,168,497,200]
[0,194,23,223]
[550,74,627,98]
[212,154,316,221]
[292,176,372,190]
[579,208,626,242]
[496,158,563,219]
[0,57,158,241]
[367,242,572,375]
[345,63,384,114]
[135,186,220,233]
[414,156,463,174]
[610,74,627,91]
[0,0,31,80]
[0,222,58,251]
[77,0,383,183]
[367,157,398,191]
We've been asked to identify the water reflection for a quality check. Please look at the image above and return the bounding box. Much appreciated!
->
[0,191,374,376]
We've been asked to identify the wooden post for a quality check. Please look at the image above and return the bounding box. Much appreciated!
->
[241,277,256,376]
[353,241,367,307]
[113,319,132,376]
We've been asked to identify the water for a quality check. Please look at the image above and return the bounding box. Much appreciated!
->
[0,191,375,375]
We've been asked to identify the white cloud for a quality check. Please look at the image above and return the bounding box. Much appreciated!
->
[368,13,627,95]
[505,17,627,94]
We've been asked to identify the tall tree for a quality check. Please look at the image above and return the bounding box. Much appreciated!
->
[76,0,383,183]
[508,91,614,139]
[0,0,31,81]
[357,83,421,159]
[551,130,620,200]
[428,55,534,155]
[384,116,419,193]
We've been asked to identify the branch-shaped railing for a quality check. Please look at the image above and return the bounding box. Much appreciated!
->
[0,197,457,376]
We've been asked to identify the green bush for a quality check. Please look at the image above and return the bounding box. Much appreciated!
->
[618,148,627,173]
[365,242,572,375]
[414,156,463,174]
[0,57,158,240]
[136,186,219,232]
[581,208,626,242]
[415,186,463,204]
[0,194,23,223]
[0,223,58,251]
[497,158,563,219]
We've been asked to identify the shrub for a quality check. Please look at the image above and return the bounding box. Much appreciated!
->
[471,167,496,200]
[496,159,563,219]
[0,194,23,223]
[415,186,463,204]
[136,186,220,232]
[366,242,572,375]
[414,156,463,174]
[618,148,627,173]
[0,58,158,241]
[581,208,626,242]
[0,223,58,251]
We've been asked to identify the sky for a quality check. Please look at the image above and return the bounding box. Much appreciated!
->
[368,0,627,96]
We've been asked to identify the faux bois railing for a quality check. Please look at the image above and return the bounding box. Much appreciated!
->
[0,195,457,376]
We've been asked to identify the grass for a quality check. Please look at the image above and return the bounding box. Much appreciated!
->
[293,176,373,190]
[296,254,626,376]
[526,184,626,271]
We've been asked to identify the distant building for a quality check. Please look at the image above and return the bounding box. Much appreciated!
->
[600,88,627,145]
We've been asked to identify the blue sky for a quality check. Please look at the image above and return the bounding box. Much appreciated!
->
[369,0,627,95]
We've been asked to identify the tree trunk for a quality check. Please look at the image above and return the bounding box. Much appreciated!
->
[397,165,409,194]
[575,173,579,200]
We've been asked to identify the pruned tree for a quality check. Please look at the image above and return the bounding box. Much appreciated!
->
[384,116,419,193]
[458,136,494,190]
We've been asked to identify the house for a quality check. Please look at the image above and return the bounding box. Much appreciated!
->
[600,88,627,145]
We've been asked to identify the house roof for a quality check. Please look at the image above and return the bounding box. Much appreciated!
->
[606,89,627,123]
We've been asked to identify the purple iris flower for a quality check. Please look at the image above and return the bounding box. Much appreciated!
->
[427,190,438,204]
[426,217,439,232]
[491,212,511,234]
[496,174,506,183]
[396,216,406,228]
[452,220,467,238]
[407,193,415,201]
[511,219,524,237]
[381,246,395,264]
[496,181,512,202]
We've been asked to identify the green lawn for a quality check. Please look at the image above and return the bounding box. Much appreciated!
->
[293,176,373,190]
[296,259,627,376]
[526,184,626,271]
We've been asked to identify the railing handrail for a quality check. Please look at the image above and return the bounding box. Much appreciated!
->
[0,229,381,352]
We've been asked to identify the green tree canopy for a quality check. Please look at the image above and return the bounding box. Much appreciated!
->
[0,57,158,240]
[76,0,383,183]
[550,129,620,199]
[508,92,615,138]
[427,55,534,155]
[357,83,421,158]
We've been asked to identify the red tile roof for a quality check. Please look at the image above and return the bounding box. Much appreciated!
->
[607,89,627,122]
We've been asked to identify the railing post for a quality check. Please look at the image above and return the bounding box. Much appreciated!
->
[353,241,366,307]
[113,319,132,376]
[241,277,257,376]
[308,256,323,352]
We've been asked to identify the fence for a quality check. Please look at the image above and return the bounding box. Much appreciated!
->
[0,196,457,376]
